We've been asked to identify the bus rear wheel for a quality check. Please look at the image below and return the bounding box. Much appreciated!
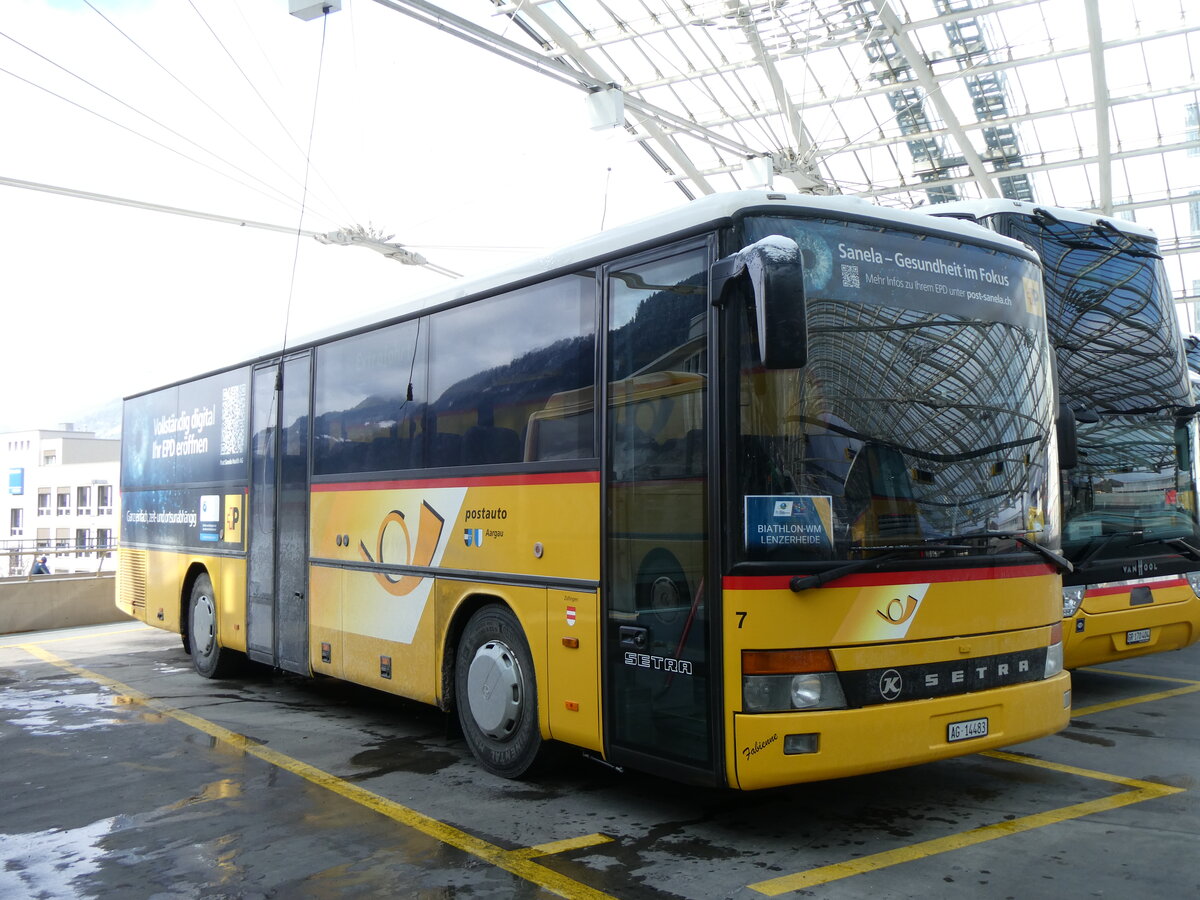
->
[188,573,239,679]
[455,605,543,779]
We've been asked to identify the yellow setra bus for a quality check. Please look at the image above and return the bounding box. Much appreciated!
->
[929,200,1200,671]
[117,191,1071,790]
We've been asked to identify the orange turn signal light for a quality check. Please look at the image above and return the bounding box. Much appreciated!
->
[742,648,835,675]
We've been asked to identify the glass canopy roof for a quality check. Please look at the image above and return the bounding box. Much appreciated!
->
[384,0,1198,312]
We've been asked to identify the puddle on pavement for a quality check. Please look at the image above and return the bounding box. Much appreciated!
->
[1059,729,1117,747]
[0,817,116,898]
[1,682,131,736]
[348,736,459,778]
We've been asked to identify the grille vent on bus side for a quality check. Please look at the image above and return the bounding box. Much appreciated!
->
[120,549,148,610]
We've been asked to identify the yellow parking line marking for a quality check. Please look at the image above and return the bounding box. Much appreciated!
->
[748,784,1179,895]
[1072,683,1200,717]
[980,750,1174,790]
[748,747,1186,896]
[514,834,614,859]
[18,643,618,900]
[0,625,149,649]
[1079,667,1200,686]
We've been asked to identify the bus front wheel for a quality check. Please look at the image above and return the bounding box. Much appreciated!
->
[188,573,238,679]
[455,605,543,779]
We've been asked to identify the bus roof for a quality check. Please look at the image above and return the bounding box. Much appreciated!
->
[283,190,1034,348]
[923,198,1158,240]
[127,190,1036,400]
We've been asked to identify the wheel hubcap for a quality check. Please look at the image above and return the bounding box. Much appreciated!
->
[192,594,216,656]
[466,639,523,739]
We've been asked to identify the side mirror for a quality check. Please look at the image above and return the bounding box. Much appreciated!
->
[1057,403,1078,470]
[713,235,807,369]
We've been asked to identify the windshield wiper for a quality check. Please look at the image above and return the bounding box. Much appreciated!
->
[790,531,1074,594]
[943,530,1074,574]
[1142,536,1200,562]
[789,551,905,593]
[789,543,973,593]
[1074,529,1143,568]
[1071,532,1200,567]
[1092,219,1162,259]
[1032,208,1161,260]
[1094,402,1200,418]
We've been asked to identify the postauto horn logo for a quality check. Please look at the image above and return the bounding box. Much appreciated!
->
[358,501,445,595]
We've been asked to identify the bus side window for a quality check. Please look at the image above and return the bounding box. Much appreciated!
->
[429,273,597,468]
[312,319,427,476]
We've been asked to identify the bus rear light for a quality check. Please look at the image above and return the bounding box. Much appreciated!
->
[742,648,835,675]
[743,672,846,712]
[1045,621,1064,678]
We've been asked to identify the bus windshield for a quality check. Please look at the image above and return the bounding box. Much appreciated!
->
[1064,413,1199,551]
[996,213,1200,558]
[736,215,1058,563]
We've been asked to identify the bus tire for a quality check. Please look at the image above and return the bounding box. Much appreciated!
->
[455,604,543,779]
[188,573,239,679]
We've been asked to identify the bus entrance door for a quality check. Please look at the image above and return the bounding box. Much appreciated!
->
[246,353,312,674]
[603,247,716,780]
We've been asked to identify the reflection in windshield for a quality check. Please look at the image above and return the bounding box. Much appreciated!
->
[1002,213,1191,415]
[996,214,1200,559]
[738,216,1057,563]
[1064,415,1199,551]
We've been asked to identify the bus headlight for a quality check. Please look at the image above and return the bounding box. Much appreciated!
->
[1062,585,1086,617]
[1187,571,1200,599]
[743,673,846,712]
[742,650,847,712]
[1045,622,1064,678]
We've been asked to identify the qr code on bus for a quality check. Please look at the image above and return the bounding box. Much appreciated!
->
[220,384,247,456]
[841,264,861,289]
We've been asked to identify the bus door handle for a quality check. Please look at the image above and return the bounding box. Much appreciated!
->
[619,626,649,650]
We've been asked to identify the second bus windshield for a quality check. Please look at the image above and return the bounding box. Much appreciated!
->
[736,215,1057,563]
[997,213,1200,557]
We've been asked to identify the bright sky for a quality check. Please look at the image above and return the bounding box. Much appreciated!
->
[0,0,684,432]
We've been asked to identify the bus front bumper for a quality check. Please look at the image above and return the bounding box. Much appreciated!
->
[1064,597,1200,669]
[729,671,1071,790]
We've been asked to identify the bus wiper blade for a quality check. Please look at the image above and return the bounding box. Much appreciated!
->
[789,543,974,593]
[943,530,1073,574]
[790,552,903,593]
[1078,529,1144,567]
[1012,536,1073,574]
[862,543,974,552]
[1093,219,1163,258]
[1154,537,1200,562]
[1060,238,1109,252]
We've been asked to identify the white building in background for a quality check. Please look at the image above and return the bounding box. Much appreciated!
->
[2,425,119,576]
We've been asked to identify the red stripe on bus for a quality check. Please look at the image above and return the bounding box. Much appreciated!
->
[724,563,1054,591]
[1087,578,1188,598]
[311,471,601,492]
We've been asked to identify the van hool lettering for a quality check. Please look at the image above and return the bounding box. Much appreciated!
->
[837,647,1047,705]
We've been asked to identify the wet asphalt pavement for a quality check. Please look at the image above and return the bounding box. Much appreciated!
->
[1,622,1197,899]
